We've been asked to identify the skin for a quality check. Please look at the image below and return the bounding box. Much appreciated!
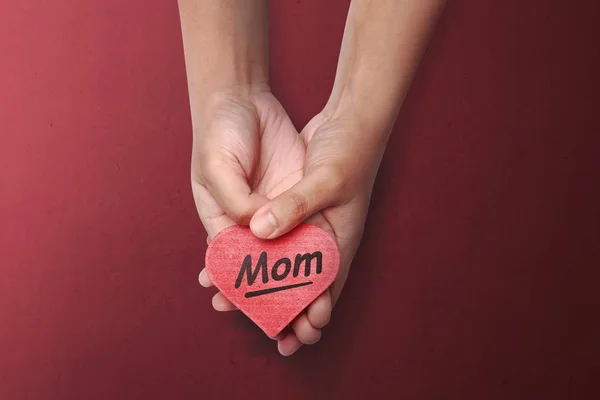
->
[177,0,446,356]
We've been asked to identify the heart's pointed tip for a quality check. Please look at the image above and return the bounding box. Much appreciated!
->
[263,328,284,339]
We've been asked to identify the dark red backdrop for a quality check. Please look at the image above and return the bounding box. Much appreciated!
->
[1,1,598,399]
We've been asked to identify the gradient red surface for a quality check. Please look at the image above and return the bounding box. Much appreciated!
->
[1,1,599,399]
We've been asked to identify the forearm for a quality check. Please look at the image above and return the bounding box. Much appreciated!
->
[177,0,269,122]
[325,0,445,136]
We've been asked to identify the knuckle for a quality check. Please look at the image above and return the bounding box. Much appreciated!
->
[226,205,253,224]
[296,324,321,345]
[286,191,310,222]
[316,165,347,198]
[292,317,308,339]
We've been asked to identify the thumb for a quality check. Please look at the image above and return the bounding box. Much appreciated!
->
[249,168,343,239]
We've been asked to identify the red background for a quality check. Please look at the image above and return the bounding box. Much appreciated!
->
[1,1,599,399]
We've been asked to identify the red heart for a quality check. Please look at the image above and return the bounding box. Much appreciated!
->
[205,224,340,337]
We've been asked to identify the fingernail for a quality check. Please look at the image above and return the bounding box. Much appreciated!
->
[277,341,292,356]
[212,295,228,311]
[251,210,277,238]
[198,270,211,287]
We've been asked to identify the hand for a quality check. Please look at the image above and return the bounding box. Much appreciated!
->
[195,92,386,356]
[191,89,305,243]
[193,89,323,347]
[181,0,441,358]
[246,110,387,355]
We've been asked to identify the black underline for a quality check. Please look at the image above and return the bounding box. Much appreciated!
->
[244,281,314,298]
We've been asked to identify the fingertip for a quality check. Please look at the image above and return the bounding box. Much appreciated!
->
[277,333,303,356]
[251,173,337,240]
[198,269,213,287]
[291,313,322,345]
[212,293,237,311]
[307,290,332,328]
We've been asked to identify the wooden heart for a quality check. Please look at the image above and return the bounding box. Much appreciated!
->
[205,224,340,337]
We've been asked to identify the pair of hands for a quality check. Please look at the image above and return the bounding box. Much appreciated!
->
[192,89,382,356]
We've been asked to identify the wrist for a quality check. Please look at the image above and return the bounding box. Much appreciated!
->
[321,82,396,142]
[193,81,270,109]
[178,0,270,114]
[323,0,445,140]
[190,85,270,137]
[184,46,270,126]
[184,51,269,114]
[309,106,390,180]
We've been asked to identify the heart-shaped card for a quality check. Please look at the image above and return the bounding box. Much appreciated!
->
[205,224,340,337]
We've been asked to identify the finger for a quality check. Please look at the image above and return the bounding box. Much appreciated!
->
[198,268,213,287]
[277,332,303,356]
[307,290,332,328]
[212,292,237,311]
[291,313,322,345]
[200,155,267,225]
[249,168,342,239]
[191,182,237,240]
